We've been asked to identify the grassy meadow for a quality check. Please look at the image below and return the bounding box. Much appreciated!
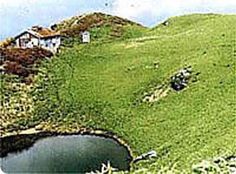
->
[1,14,236,172]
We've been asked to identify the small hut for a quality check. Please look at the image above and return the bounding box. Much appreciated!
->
[81,31,90,43]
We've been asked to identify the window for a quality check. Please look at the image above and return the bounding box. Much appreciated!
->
[20,38,30,47]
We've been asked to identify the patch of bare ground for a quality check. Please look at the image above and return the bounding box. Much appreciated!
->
[143,85,170,103]
[143,66,199,103]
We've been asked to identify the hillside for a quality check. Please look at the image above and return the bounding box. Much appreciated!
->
[51,12,147,42]
[1,13,236,173]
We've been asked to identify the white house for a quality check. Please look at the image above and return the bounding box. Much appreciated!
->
[14,26,61,53]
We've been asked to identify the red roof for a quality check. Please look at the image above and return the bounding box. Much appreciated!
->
[32,26,60,37]
[15,26,60,39]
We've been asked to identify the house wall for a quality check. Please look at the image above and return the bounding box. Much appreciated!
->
[31,38,39,46]
[39,36,61,53]
[16,33,39,48]
[16,39,20,47]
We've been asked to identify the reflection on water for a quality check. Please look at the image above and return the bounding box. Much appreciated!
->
[1,135,131,173]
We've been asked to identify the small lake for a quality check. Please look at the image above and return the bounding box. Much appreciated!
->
[1,135,132,173]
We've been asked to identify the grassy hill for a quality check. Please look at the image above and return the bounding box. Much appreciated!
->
[1,13,236,172]
[52,12,147,44]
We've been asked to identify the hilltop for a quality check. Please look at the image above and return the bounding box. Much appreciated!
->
[1,13,236,173]
[51,12,147,41]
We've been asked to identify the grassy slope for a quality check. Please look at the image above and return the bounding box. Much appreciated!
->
[5,14,236,172]
[53,12,147,44]
[37,14,236,172]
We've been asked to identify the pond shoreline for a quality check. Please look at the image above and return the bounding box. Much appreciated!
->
[0,128,134,170]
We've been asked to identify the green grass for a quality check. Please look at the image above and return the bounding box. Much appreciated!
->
[3,14,236,172]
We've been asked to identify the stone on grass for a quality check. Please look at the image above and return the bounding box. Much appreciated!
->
[170,67,192,91]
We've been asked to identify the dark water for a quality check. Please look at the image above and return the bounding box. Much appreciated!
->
[1,135,131,173]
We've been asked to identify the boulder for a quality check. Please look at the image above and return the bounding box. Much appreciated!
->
[170,67,192,91]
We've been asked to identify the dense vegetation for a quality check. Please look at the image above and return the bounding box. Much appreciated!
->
[1,13,236,173]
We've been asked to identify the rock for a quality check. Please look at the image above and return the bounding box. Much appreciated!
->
[170,67,192,91]
[192,156,236,173]
[163,21,169,26]
[133,150,157,163]
[153,61,159,69]
[192,160,213,173]
[35,124,43,130]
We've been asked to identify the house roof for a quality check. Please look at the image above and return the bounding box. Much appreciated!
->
[15,26,60,39]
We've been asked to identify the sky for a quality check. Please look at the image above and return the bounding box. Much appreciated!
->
[0,0,236,40]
